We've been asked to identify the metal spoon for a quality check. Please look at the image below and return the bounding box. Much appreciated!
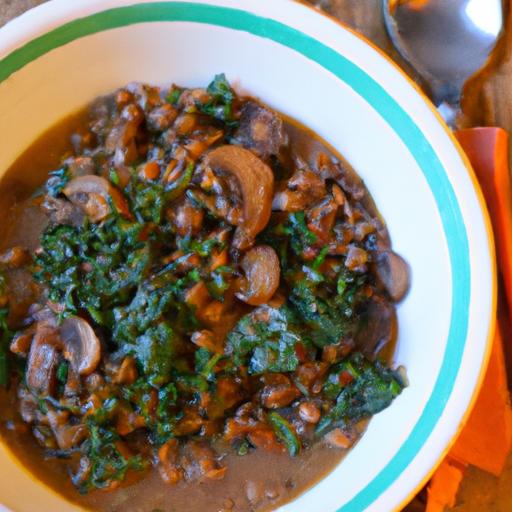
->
[383,0,504,123]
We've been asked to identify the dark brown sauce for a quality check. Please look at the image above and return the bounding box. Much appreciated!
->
[0,106,393,512]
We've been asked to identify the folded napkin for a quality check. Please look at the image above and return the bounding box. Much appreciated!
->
[424,128,512,512]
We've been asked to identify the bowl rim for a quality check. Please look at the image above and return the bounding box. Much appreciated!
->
[0,1,496,511]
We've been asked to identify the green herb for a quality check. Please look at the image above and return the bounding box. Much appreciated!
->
[287,265,367,348]
[289,280,347,347]
[56,362,69,384]
[90,397,120,425]
[135,322,177,386]
[206,265,234,301]
[316,353,405,435]
[166,86,183,105]
[108,168,120,186]
[285,212,317,256]
[112,269,198,347]
[312,246,329,270]
[174,235,227,264]
[128,163,193,224]
[337,275,347,296]
[130,180,165,224]
[37,398,49,415]
[268,412,301,456]
[207,74,234,104]
[322,360,360,399]
[165,162,194,202]
[195,348,222,381]
[157,383,178,417]
[237,440,249,456]
[79,420,146,493]
[120,379,179,445]
[34,220,151,314]
[176,373,208,393]
[226,307,305,374]
[45,166,70,197]
[198,73,237,124]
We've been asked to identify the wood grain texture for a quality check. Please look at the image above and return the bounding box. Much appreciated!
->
[461,2,511,129]
[0,0,46,27]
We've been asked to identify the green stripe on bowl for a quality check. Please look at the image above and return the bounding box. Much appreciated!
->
[0,3,471,511]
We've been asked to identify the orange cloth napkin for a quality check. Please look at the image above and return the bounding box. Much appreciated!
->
[424,128,512,511]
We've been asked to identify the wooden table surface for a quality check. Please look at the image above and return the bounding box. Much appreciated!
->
[1,1,512,511]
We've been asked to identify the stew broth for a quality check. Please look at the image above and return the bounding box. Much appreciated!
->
[0,77,406,512]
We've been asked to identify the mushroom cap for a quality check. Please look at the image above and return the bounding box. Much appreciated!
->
[204,145,274,248]
[60,316,101,376]
[26,324,60,396]
[63,175,131,222]
[236,245,281,306]
[375,250,410,302]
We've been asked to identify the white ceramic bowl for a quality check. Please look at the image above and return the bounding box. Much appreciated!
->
[0,1,495,511]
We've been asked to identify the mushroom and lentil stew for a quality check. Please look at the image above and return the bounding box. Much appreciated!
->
[0,75,409,511]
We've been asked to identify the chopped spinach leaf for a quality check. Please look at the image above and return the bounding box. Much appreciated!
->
[316,353,405,435]
[226,307,304,374]
[45,166,70,197]
[268,412,301,456]
[167,86,183,105]
[198,73,237,124]
[79,420,147,493]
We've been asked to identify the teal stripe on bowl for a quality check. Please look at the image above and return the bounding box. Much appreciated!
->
[0,3,471,511]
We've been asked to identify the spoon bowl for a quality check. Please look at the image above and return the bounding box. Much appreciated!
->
[384,0,504,106]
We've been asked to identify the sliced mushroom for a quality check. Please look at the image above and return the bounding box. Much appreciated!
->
[355,297,397,357]
[345,245,368,272]
[306,196,338,241]
[10,327,35,357]
[26,324,61,396]
[236,245,280,306]
[112,357,138,385]
[235,101,287,160]
[64,367,82,397]
[18,387,39,423]
[25,303,59,327]
[47,409,88,450]
[42,196,85,227]
[147,103,179,132]
[316,153,366,201]
[65,156,96,177]
[205,146,274,249]
[54,424,88,450]
[126,82,163,112]
[375,250,410,302]
[60,316,101,376]
[63,175,131,222]
[272,170,326,212]
[105,103,144,166]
